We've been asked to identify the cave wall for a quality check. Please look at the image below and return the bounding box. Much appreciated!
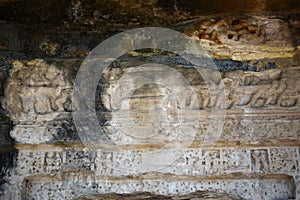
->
[0,1,300,199]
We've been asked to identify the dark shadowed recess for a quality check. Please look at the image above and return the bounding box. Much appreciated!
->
[0,69,15,197]
[157,0,300,14]
[0,0,299,26]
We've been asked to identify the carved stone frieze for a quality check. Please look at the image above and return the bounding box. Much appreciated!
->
[100,65,300,145]
[12,146,299,178]
[2,58,299,145]
[2,59,72,123]
[102,67,300,112]
[1,59,73,143]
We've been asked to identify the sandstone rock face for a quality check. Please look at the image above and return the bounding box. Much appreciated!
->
[185,17,293,46]
[184,16,299,60]
[0,5,300,200]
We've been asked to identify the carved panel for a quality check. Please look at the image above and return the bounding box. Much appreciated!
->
[250,149,269,174]
[63,148,95,172]
[44,151,62,174]
[269,148,299,173]
[16,150,45,175]
[222,149,251,173]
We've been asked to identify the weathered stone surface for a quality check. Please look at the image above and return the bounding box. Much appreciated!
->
[2,58,300,145]
[0,51,14,147]
[102,67,299,111]
[0,2,300,199]
[184,16,299,60]
[77,191,244,200]
[3,141,298,199]
[12,145,300,177]
[1,15,300,61]
[99,58,300,145]
[185,17,294,46]
[13,173,295,200]
[1,59,73,143]
[1,52,299,198]
[1,0,299,27]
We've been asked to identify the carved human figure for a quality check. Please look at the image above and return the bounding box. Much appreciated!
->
[215,78,235,109]
[185,91,203,110]
[250,80,286,108]
[265,80,287,105]
[251,149,269,173]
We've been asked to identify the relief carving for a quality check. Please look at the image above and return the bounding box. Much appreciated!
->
[202,150,222,175]
[269,148,299,173]
[63,149,95,171]
[14,147,300,178]
[251,149,269,174]
[44,152,62,174]
[2,59,71,123]
[1,59,72,143]
[103,67,297,112]
[222,149,250,172]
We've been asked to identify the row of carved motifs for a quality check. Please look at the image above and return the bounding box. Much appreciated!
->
[6,146,299,178]
[3,60,300,125]
[1,59,299,143]
[101,67,300,111]
[1,59,73,124]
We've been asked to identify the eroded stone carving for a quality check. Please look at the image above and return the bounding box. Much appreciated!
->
[12,146,299,177]
[222,149,250,172]
[102,67,299,113]
[2,59,71,123]
[44,151,62,174]
[3,143,298,199]
[251,149,269,174]
[269,148,299,173]
[1,59,72,143]
[63,149,95,172]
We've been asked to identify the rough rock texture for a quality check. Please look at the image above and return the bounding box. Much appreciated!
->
[183,15,300,60]
[0,1,300,200]
[77,191,244,199]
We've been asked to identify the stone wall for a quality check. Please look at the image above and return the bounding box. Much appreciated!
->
[0,1,300,199]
